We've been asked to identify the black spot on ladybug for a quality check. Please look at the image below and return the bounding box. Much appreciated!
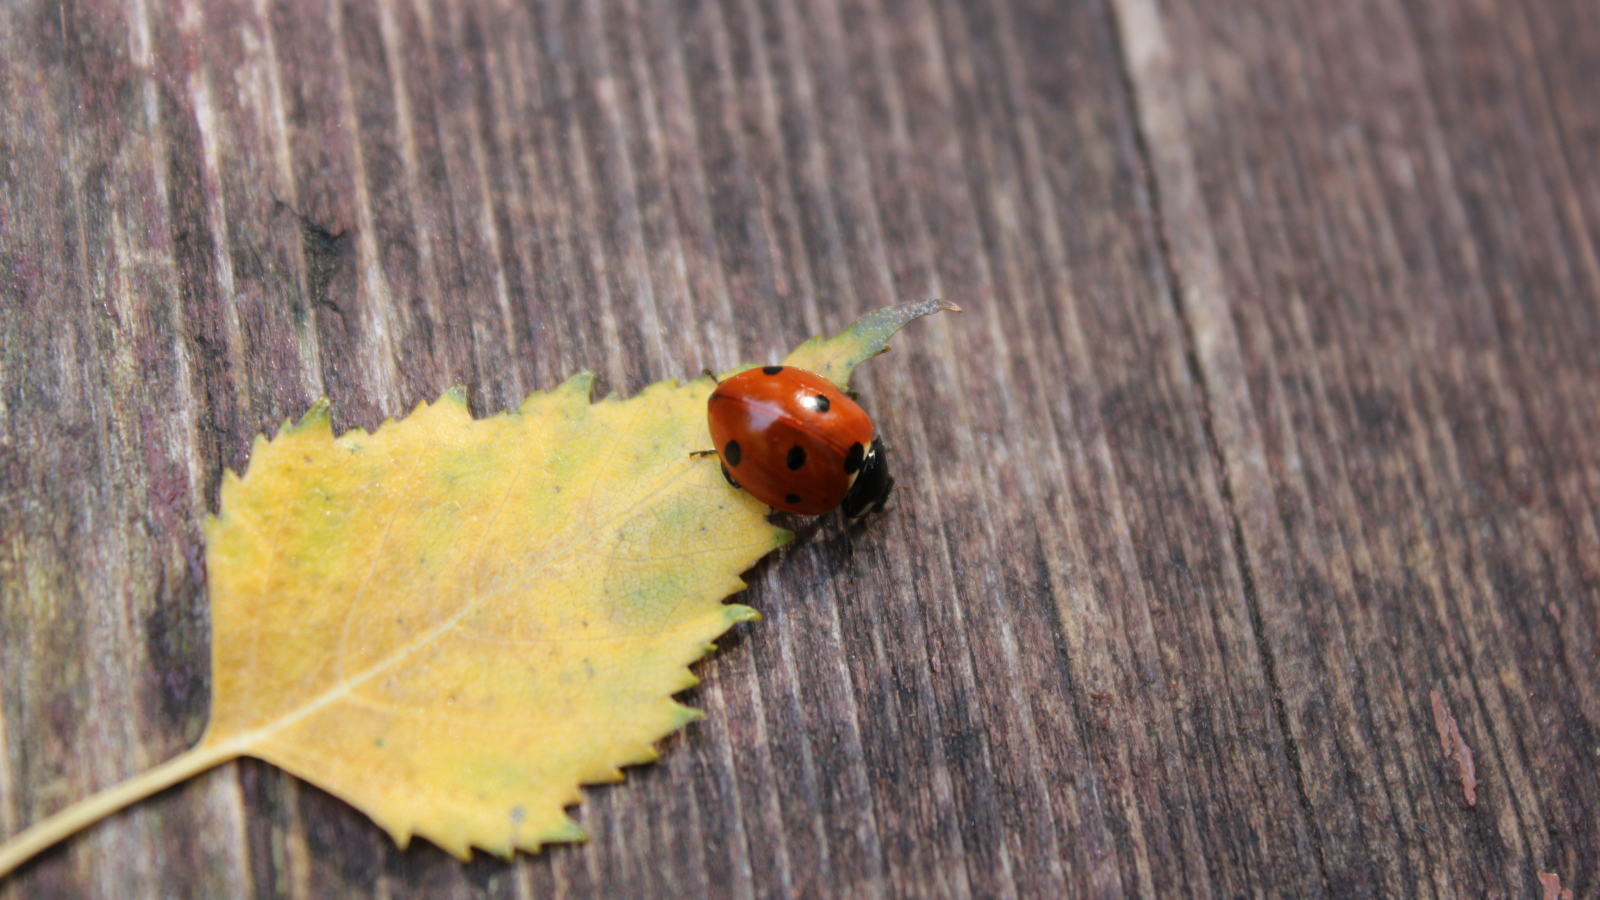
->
[762,365,783,375]
[812,394,831,413]
[844,441,865,474]
[786,445,807,470]
[724,440,742,467]
[785,493,801,505]
[721,463,740,488]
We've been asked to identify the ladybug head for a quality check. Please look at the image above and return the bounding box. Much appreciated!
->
[841,436,894,521]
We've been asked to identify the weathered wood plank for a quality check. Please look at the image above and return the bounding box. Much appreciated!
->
[1,0,1594,897]
[1115,0,1600,895]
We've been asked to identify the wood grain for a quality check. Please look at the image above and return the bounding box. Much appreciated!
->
[0,0,1594,896]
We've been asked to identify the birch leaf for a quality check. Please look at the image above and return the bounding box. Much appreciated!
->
[200,373,783,858]
[0,299,956,876]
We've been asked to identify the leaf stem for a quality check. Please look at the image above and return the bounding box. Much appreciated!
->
[0,742,241,878]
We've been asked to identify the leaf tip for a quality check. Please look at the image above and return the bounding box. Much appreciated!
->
[487,843,515,861]
[726,604,761,623]
[522,371,595,413]
[211,470,244,519]
[783,298,957,389]
[292,397,332,434]
[545,815,588,844]
[441,384,469,407]
[563,371,595,397]
[587,765,627,784]
[386,823,415,851]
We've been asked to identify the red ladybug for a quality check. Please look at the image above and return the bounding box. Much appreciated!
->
[705,365,893,519]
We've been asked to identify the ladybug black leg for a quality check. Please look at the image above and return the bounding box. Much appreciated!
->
[700,368,721,384]
[688,449,718,458]
[840,509,864,580]
[720,462,741,489]
[873,474,897,515]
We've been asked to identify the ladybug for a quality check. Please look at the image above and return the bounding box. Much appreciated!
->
[704,365,894,520]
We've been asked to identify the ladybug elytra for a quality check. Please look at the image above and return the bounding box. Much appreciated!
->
[705,365,893,520]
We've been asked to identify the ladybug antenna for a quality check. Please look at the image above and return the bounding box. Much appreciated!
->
[700,368,721,384]
[880,473,905,512]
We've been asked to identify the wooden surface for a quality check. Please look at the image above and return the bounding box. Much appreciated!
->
[1,0,1596,895]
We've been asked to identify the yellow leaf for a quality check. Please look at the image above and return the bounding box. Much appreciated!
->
[0,299,956,875]
[201,373,784,858]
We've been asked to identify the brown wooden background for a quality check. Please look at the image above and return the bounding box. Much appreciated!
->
[2,0,1597,895]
